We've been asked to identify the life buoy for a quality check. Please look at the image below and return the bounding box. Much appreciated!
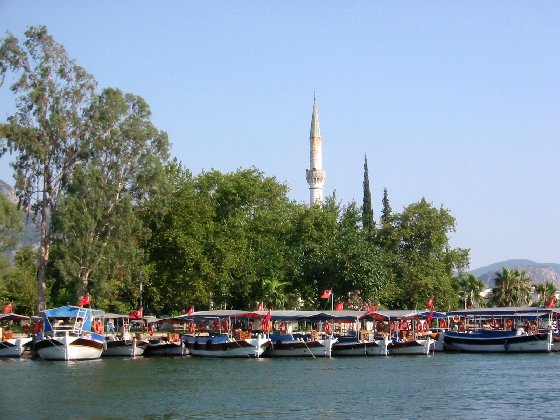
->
[32,320,43,335]
[24,324,30,336]
[376,321,385,332]
[279,321,288,334]
[198,322,206,331]
[148,325,155,336]
[93,321,103,334]
[440,319,447,328]
[2,331,13,340]
[390,321,398,332]
[416,321,424,332]
[453,315,461,323]
[212,319,220,331]
[324,321,332,335]
[262,320,271,332]
[423,322,429,333]
[524,320,531,330]
[504,319,513,330]
[530,324,537,334]
[221,319,229,331]
[400,320,409,331]
[188,322,195,334]
[247,322,253,332]
[459,323,466,332]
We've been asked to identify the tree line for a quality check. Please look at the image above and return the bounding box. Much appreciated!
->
[2,26,548,317]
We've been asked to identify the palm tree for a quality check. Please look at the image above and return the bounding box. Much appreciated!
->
[455,273,487,308]
[535,281,558,307]
[491,267,532,307]
[262,278,291,309]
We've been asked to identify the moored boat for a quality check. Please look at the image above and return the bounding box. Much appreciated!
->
[144,333,188,356]
[0,313,33,358]
[34,305,105,361]
[102,314,148,357]
[443,307,553,353]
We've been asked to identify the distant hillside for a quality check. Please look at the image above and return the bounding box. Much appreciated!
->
[471,259,560,288]
[0,179,40,255]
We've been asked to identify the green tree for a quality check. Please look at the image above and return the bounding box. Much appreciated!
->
[535,281,557,307]
[380,187,392,227]
[2,247,39,315]
[50,88,169,307]
[452,273,487,308]
[0,26,97,311]
[0,193,23,251]
[362,154,374,233]
[381,198,469,310]
[491,267,532,307]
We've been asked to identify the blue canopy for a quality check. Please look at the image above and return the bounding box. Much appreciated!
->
[42,305,103,333]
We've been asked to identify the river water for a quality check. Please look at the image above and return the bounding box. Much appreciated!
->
[2,353,559,419]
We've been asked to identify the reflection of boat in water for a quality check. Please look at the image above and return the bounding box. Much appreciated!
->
[0,313,33,358]
[34,306,105,361]
[443,307,553,353]
[102,313,148,357]
[330,333,389,356]
[389,337,434,355]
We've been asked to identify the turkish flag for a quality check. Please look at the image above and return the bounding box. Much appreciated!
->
[129,307,143,319]
[335,302,344,311]
[257,302,264,311]
[426,296,434,308]
[78,294,90,307]
[187,306,195,316]
[3,302,12,314]
[547,296,556,309]
[365,304,379,315]
[263,310,271,322]
[320,290,332,299]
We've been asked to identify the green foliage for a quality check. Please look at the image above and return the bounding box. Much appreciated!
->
[0,25,97,311]
[491,267,532,307]
[452,273,488,308]
[379,198,469,310]
[50,88,169,307]
[0,247,40,315]
[0,193,23,251]
[535,281,557,307]
[362,155,374,232]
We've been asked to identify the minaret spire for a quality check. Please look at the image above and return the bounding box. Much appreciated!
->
[306,96,326,205]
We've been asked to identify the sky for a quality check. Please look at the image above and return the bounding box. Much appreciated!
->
[1,2,559,270]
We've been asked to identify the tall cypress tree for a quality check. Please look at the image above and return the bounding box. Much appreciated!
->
[381,187,392,226]
[362,154,375,231]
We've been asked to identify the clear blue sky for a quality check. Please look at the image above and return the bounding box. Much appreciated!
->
[1,2,559,270]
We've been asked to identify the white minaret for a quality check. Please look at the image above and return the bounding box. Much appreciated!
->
[306,97,326,205]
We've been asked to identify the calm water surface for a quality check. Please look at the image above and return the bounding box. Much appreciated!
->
[2,353,560,419]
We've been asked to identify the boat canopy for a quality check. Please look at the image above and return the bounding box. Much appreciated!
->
[0,313,30,322]
[447,307,552,318]
[42,305,103,333]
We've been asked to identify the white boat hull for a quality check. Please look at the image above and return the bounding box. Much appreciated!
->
[331,337,389,356]
[268,337,337,357]
[35,333,104,361]
[186,335,270,358]
[103,338,147,357]
[444,331,552,353]
[144,340,189,356]
[389,337,434,355]
[0,337,32,358]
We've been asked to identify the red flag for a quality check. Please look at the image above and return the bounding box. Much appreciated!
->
[320,289,332,299]
[129,307,143,319]
[263,309,271,322]
[3,302,12,314]
[335,302,344,311]
[257,302,264,311]
[365,304,379,315]
[426,296,434,308]
[426,308,434,324]
[78,294,90,307]
[547,295,556,309]
[187,306,195,316]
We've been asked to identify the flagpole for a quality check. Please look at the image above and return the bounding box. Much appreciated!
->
[331,293,334,311]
